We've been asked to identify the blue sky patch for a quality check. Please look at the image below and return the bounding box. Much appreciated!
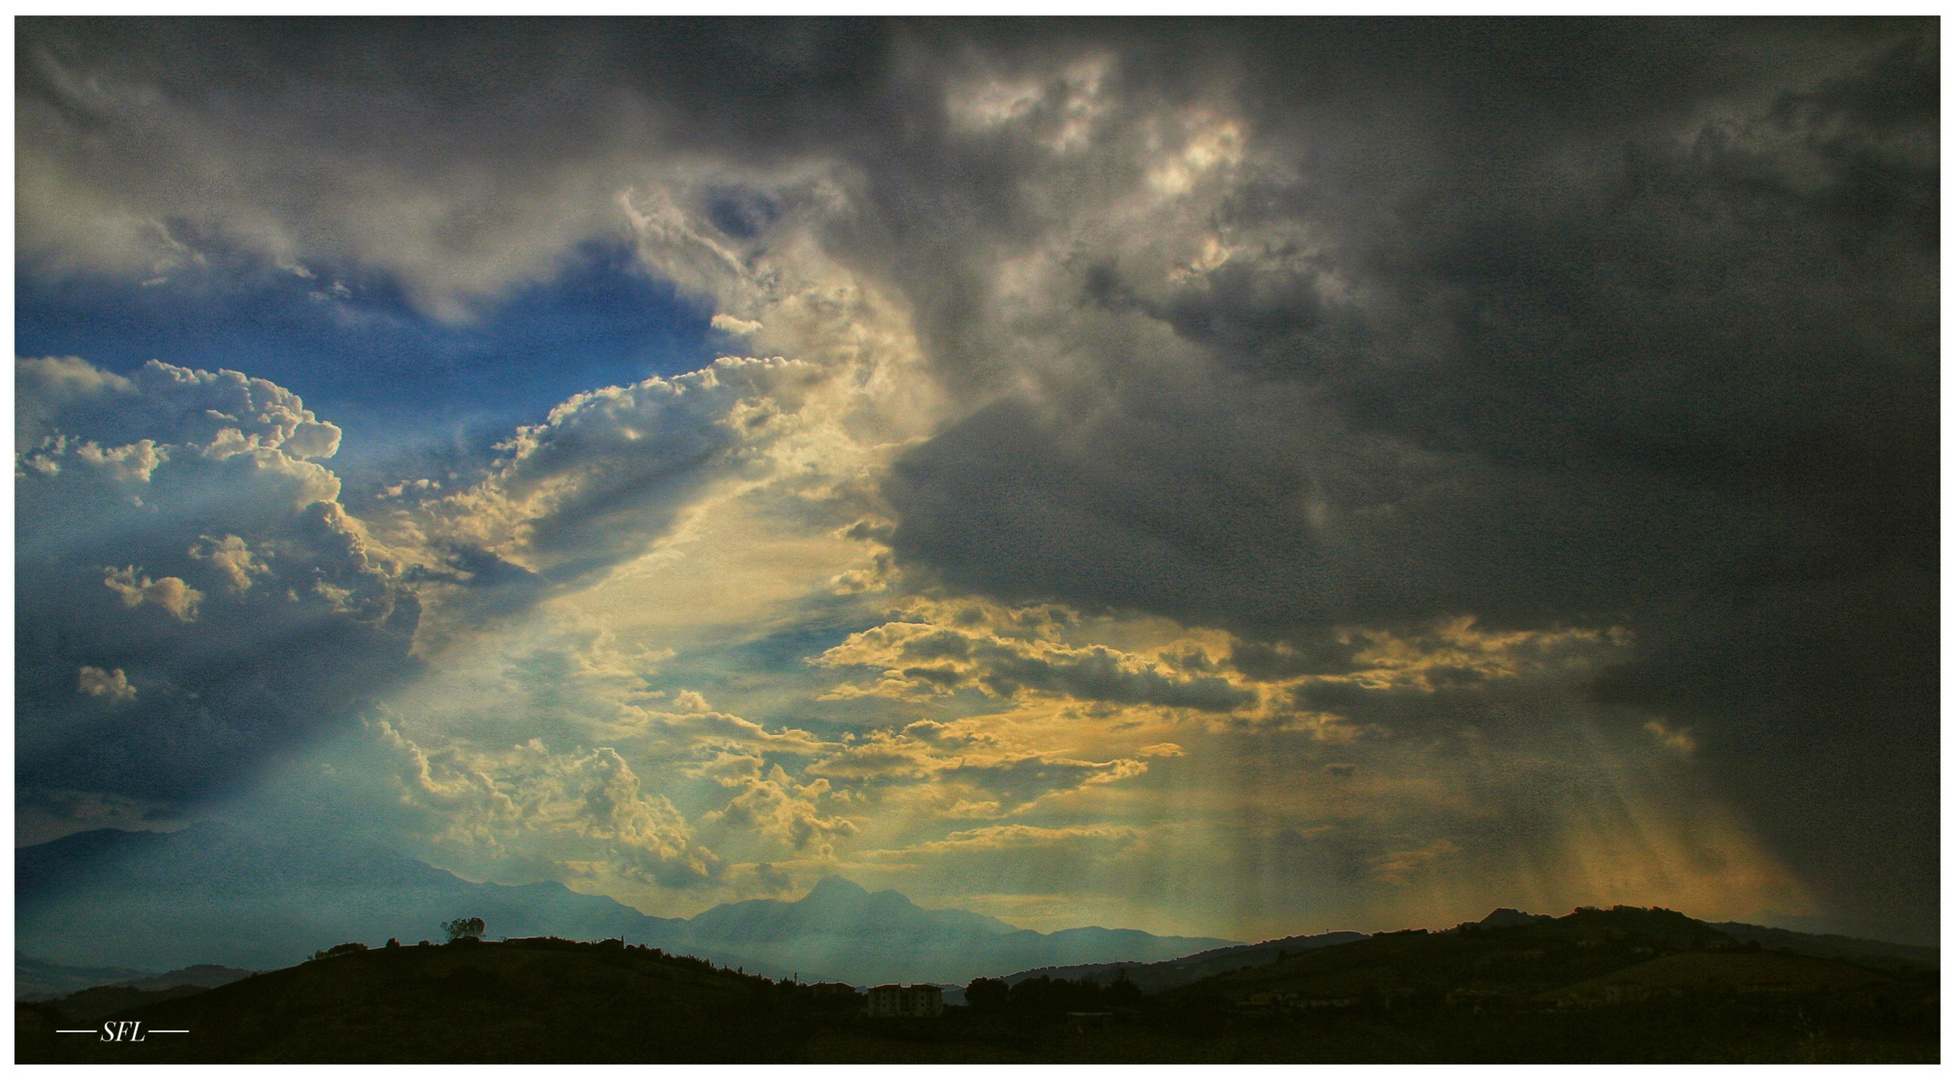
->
[17,237,734,480]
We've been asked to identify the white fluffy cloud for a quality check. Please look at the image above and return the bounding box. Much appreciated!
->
[331,719,721,889]
[414,356,829,578]
[19,356,342,458]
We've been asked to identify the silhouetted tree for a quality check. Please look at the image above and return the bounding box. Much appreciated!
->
[312,942,369,960]
[1105,971,1143,1007]
[1006,975,1108,1015]
[442,917,486,943]
[965,977,1011,1014]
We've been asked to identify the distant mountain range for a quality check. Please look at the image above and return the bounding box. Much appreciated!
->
[1000,930,1369,993]
[16,824,1234,986]
[16,954,255,1004]
[1709,922,1939,971]
[22,825,1932,996]
[996,905,1939,997]
[16,955,153,1001]
[18,824,699,974]
[678,875,1235,985]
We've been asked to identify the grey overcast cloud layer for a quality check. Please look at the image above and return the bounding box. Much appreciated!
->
[15,18,1938,945]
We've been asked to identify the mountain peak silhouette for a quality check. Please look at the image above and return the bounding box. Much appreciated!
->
[800,876,872,904]
[20,829,1240,985]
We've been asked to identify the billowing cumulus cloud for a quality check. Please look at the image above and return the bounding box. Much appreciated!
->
[419,358,826,576]
[17,356,418,809]
[189,534,271,593]
[699,761,857,856]
[384,356,849,651]
[102,566,204,621]
[14,19,1935,946]
[18,356,344,458]
[272,719,722,892]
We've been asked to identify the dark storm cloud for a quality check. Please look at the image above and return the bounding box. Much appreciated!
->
[883,394,1789,633]
[849,22,1935,938]
[1230,638,1363,682]
[15,17,904,314]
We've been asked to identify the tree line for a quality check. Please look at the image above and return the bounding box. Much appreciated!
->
[964,972,1144,1016]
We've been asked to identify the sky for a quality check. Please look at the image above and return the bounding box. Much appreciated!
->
[14,17,1939,946]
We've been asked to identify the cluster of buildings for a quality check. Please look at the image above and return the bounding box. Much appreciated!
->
[864,984,944,1018]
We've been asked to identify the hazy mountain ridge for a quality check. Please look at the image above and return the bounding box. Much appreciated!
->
[16,955,256,1002]
[17,827,1233,986]
[18,825,735,975]
[1002,930,1371,993]
[677,877,1237,984]
[685,876,1018,942]
[15,955,153,1001]
[23,826,1927,996]
[1710,922,1938,971]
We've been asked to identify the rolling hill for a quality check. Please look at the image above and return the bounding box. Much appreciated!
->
[17,937,860,1063]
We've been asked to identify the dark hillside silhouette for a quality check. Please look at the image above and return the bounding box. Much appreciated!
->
[19,936,864,1063]
[16,906,1936,1063]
